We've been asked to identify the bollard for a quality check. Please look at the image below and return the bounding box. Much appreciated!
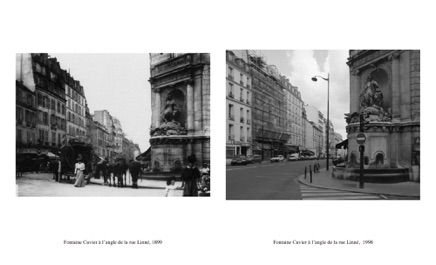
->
[304,166,307,179]
[309,164,312,183]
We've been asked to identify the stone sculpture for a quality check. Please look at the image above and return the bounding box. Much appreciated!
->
[150,94,187,136]
[345,74,391,124]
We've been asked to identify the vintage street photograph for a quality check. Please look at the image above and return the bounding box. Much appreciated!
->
[16,53,210,197]
[226,50,420,200]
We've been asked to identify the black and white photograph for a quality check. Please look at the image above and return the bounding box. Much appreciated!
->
[16,53,210,197]
[226,50,420,200]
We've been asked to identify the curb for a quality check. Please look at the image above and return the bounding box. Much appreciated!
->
[298,174,420,198]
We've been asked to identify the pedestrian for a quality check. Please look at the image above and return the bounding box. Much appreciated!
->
[129,159,142,189]
[52,159,60,182]
[200,163,210,191]
[165,176,178,197]
[74,154,86,187]
[180,154,201,196]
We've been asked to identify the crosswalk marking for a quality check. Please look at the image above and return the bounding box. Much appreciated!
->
[300,185,384,200]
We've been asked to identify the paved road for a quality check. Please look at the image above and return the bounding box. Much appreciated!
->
[300,184,384,200]
[226,160,326,200]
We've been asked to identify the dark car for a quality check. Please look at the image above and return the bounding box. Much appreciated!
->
[247,154,262,164]
[231,155,248,165]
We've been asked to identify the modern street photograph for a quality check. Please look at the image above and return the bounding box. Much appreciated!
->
[226,50,420,200]
[16,53,210,197]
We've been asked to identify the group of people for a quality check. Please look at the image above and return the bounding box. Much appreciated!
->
[72,155,142,189]
[70,153,209,197]
[165,154,210,197]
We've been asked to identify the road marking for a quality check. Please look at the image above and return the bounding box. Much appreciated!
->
[227,166,257,171]
[300,185,384,200]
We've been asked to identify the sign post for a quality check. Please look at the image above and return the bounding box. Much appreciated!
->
[356,133,366,189]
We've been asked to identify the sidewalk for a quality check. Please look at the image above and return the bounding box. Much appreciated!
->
[298,168,420,198]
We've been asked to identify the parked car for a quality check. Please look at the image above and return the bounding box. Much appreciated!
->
[270,155,285,162]
[247,154,262,164]
[231,155,248,165]
[288,153,299,161]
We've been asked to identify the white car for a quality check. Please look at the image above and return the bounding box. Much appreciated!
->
[288,154,299,161]
[270,155,285,162]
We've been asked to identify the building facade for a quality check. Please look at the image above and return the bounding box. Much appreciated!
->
[226,51,253,157]
[284,83,304,152]
[305,105,327,155]
[65,75,87,143]
[16,80,37,150]
[149,53,210,171]
[246,51,290,160]
[90,120,109,158]
[93,110,116,158]
[30,54,67,152]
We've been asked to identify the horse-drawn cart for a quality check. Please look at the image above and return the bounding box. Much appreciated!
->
[59,139,95,183]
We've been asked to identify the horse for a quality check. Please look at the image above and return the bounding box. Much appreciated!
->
[94,160,108,185]
[114,158,128,188]
[106,162,117,187]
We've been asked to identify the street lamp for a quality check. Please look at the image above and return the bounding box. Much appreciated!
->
[311,74,330,170]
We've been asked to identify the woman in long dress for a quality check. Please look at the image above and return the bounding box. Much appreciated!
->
[74,155,86,187]
[180,154,201,196]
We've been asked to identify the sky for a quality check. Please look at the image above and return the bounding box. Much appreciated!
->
[50,54,152,152]
[260,50,350,140]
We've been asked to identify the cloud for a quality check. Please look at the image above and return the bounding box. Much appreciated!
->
[286,50,349,139]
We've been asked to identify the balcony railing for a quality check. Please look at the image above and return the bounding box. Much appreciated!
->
[228,75,234,81]
[239,97,244,102]
[247,119,251,125]
[228,134,235,140]
[246,99,251,105]
[240,81,244,86]
[228,92,234,98]
[228,114,235,121]
[246,84,251,89]
[240,117,245,123]
[240,136,246,142]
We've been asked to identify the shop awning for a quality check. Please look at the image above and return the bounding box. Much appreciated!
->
[136,146,151,161]
[335,139,348,149]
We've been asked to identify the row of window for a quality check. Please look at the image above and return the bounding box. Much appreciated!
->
[228,104,251,124]
[16,107,36,127]
[227,66,250,86]
[68,125,86,137]
[67,85,85,106]
[67,111,85,127]
[37,111,66,130]
[38,129,64,146]
[16,129,36,144]
[37,93,66,115]
[34,74,66,99]
[67,97,85,116]
[227,124,251,142]
[16,90,36,108]
[227,82,251,104]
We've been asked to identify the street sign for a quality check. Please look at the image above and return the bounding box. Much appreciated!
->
[356,133,366,145]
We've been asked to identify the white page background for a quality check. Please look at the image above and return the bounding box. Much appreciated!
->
[1,1,434,264]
